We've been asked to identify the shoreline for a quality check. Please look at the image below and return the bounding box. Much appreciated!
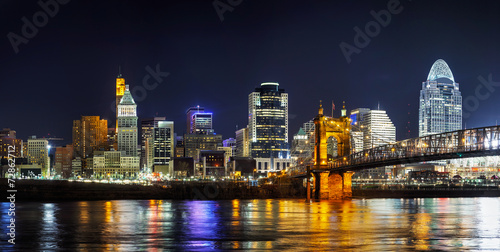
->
[1,179,499,202]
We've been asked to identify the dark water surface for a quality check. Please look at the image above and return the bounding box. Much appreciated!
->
[1,198,500,251]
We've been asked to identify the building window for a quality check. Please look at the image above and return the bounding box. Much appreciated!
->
[258,162,262,170]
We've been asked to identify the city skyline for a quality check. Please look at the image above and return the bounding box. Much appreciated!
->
[2,1,500,144]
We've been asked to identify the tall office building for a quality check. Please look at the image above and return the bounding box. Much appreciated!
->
[184,134,223,161]
[54,144,73,178]
[350,108,396,149]
[249,82,291,173]
[152,121,174,175]
[27,138,50,177]
[140,117,166,170]
[72,116,108,158]
[248,82,289,159]
[350,108,396,179]
[117,85,138,156]
[235,127,250,157]
[419,59,462,137]
[186,106,214,135]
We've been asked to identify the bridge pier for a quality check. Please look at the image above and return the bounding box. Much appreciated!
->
[312,171,354,199]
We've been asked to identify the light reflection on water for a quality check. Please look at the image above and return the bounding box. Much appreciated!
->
[1,198,499,251]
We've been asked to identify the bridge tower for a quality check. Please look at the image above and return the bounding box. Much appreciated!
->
[311,101,354,199]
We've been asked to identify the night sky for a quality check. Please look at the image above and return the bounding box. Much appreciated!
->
[2,0,500,146]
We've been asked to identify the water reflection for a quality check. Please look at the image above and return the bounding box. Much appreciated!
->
[3,198,500,251]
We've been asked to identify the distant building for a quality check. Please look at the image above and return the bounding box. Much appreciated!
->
[173,157,194,177]
[350,108,396,149]
[152,121,174,176]
[350,108,396,179]
[419,59,462,137]
[186,106,214,135]
[89,150,139,179]
[72,116,108,158]
[222,137,236,157]
[117,85,138,157]
[235,127,250,157]
[0,128,23,159]
[199,150,226,177]
[248,82,289,159]
[27,137,50,177]
[291,127,313,161]
[248,82,290,174]
[140,117,166,170]
[184,134,222,161]
[54,144,73,178]
[217,146,233,166]
[228,157,256,177]
[175,135,185,158]
[72,157,82,177]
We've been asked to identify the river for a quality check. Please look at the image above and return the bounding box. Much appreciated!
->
[2,198,500,251]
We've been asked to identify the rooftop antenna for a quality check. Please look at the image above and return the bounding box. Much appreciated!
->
[377,102,380,110]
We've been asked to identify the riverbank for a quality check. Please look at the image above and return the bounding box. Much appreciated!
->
[353,186,500,198]
[0,178,305,201]
[2,179,499,201]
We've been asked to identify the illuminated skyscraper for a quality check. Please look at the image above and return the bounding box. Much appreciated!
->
[152,121,174,175]
[419,59,462,136]
[249,82,291,173]
[350,108,396,149]
[141,117,166,170]
[117,85,138,157]
[72,116,108,158]
[235,127,250,157]
[249,82,289,158]
[186,106,214,135]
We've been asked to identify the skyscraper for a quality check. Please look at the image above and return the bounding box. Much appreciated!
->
[140,117,166,170]
[350,108,396,179]
[248,82,289,159]
[152,121,174,175]
[72,116,108,158]
[248,82,291,173]
[235,127,250,157]
[186,106,214,135]
[350,108,396,149]
[55,144,73,178]
[419,59,462,137]
[117,85,138,157]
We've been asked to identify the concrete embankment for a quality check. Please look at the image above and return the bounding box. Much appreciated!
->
[0,178,305,201]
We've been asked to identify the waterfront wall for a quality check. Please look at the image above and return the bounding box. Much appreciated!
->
[0,178,306,201]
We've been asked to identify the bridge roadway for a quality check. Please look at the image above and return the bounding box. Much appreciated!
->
[290,125,500,177]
